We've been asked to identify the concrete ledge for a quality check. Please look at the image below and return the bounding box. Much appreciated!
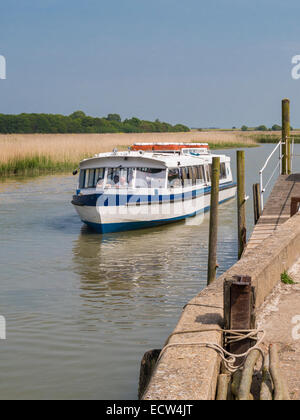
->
[143,213,300,400]
[225,213,300,308]
[143,283,224,400]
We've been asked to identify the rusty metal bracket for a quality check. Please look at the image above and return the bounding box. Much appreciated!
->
[291,196,300,217]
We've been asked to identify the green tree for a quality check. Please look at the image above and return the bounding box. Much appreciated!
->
[256,125,268,131]
[241,125,248,131]
[107,113,121,122]
[70,111,86,119]
[0,112,191,134]
[173,124,190,132]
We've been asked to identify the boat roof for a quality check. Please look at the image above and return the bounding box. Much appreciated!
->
[79,149,230,170]
[131,142,209,152]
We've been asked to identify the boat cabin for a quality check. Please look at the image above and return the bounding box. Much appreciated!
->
[77,143,232,192]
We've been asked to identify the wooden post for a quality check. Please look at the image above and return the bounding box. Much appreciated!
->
[269,344,290,400]
[282,98,290,175]
[207,157,220,285]
[237,151,246,259]
[238,349,261,400]
[224,276,256,365]
[253,183,261,224]
[216,374,231,400]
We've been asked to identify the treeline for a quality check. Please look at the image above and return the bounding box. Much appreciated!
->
[241,124,293,131]
[0,111,190,134]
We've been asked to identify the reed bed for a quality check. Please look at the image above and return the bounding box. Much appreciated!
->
[249,131,300,144]
[0,132,257,176]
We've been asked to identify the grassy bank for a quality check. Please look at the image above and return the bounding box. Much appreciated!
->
[252,134,300,144]
[208,141,257,149]
[0,156,78,177]
[0,132,258,177]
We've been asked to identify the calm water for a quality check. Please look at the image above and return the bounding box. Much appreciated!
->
[0,144,299,400]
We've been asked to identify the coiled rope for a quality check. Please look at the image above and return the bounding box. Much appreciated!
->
[157,328,265,373]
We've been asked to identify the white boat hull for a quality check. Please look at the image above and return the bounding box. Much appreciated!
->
[72,183,237,233]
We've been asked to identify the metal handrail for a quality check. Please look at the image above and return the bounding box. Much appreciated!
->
[259,140,283,210]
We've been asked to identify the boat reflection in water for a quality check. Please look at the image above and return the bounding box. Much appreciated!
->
[71,215,217,317]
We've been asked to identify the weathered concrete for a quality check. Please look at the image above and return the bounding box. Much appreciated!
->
[142,283,224,400]
[222,212,300,308]
[257,258,300,400]
[143,213,300,400]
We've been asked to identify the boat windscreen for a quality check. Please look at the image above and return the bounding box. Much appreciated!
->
[79,167,167,189]
[106,168,134,188]
[135,168,166,188]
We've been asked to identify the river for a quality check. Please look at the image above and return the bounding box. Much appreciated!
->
[0,144,299,399]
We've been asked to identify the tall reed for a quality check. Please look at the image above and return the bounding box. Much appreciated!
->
[0,132,258,176]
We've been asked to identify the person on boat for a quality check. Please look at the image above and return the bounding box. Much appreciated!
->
[105,174,119,188]
[170,178,182,188]
[111,175,128,188]
[118,176,128,188]
[113,175,120,185]
[96,178,104,188]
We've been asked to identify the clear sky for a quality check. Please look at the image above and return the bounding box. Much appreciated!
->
[1,0,300,128]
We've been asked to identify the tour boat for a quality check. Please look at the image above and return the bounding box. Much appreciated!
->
[72,143,237,233]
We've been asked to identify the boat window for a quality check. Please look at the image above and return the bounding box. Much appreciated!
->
[188,167,193,183]
[79,170,86,189]
[204,165,211,183]
[88,169,96,188]
[220,162,227,180]
[181,167,192,186]
[95,168,106,188]
[106,168,134,188]
[192,166,198,186]
[135,168,166,188]
[168,168,182,188]
[79,168,107,189]
[181,167,187,185]
[84,170,90,188]
[196,165,205,184]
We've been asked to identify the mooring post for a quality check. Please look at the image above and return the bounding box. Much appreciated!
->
[224,276,256,365]
[237,151,246,259]
[253,183,261,225]
[207,156,220,285]
[282,98,290,175]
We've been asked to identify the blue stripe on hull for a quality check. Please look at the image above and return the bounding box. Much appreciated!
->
[74,181,237,207]
[82,196,234,234]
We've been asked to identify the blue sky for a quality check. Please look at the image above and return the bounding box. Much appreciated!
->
[1,0,300,127]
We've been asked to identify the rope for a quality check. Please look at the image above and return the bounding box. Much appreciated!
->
[158,328,265,373]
